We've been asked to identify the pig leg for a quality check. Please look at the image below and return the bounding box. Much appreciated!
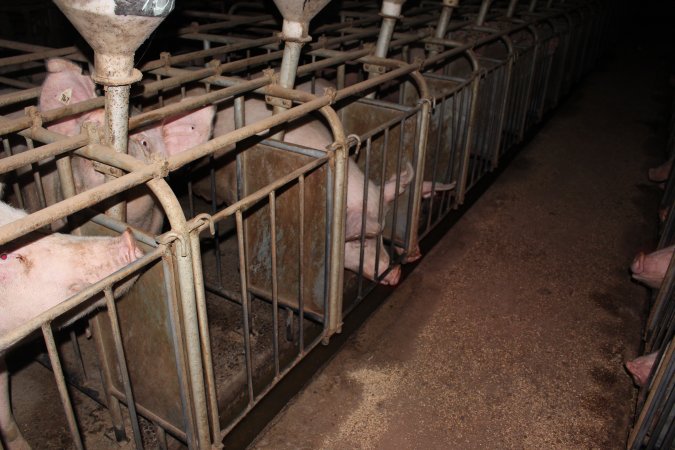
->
[0,358,30,450]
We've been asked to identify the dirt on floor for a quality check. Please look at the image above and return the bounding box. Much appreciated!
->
[251,11,674,450]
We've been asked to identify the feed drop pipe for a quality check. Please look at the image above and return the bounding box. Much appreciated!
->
[52,0,174,222]
[270,0,331,139]
[366,0,406,99]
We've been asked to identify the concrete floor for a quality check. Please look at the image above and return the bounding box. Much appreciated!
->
[251,18,673,450]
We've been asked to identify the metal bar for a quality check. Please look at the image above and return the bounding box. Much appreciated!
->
[0,46,80,68]
[188,231,222,445]
[235,210,255,405]
[42,323,84,450]
[270,191,281,376]
[298,175,305,352]
[103,288,143,449]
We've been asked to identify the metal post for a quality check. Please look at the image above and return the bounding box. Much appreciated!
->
[366,0,405,99]
[476,0,493,26]
[506,0,519,18]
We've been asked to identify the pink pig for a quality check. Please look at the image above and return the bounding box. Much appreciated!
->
[0,191,143,450]
[202,92,409,285]
[631,244,675,289]
[38,58,215,234]
[648,157,673,184]
[625,352,659,387]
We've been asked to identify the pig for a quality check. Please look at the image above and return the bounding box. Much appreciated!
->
[631,244,675,289]
[0,187,143,450]
[37,58,215,235]
[191,91,409,285]
[625,351,659,387]
[189,78,452,283]
[648,157,673,184]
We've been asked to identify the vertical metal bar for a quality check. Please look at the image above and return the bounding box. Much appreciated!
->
[103,288,143,449]
[89,317,128,443]
[357,138,372,298]
[405,95,432,259]
[389,119,405,258]
[188,232,221,445]
[69,330,88,381]
[160,252,195,448]
[298,175,305,352]
[235,210,255,404]
[41,323,84,450]
[103,84,130,222]
[24,138,47,210]
[506,0,519,18]
[527,0,537,13]
[2,138,24,209]
[327,138,348,335]
[375,129,390,281]
[457,72,481,204]
[427,94,446,230]
[272,41,304,139]
[476,0,493,26]
[156,424,168,450]
[269,191,280,376]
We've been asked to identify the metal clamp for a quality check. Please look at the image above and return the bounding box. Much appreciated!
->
[265,95,292,109]
[191,213,216,236]
[92,161,125,178]
[25,106,42,130]
[150,154,170,178]
[92,69,143,86]
[156,231,188,257]
[346,134,362,156]
[363,63,386,75]
[418,96,435,110]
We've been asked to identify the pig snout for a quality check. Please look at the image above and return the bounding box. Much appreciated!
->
[625,352,658,387]
[630,245,675,289]
[647,158,673,183]
[630,252,645,275]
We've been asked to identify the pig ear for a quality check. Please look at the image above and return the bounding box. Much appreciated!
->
[162,105,215,157]
[46,58,83,74]
[421,180,456,199]
[383,161,414,203]
[120,228,143,262]
[40,58,98,136]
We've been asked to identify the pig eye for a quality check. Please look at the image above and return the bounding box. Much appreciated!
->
[140,139,149,148]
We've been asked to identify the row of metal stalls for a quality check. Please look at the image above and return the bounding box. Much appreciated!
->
[0,0,615,448]
[628,101,675,449]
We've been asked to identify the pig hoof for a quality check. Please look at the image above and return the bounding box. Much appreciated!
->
[4,431,31,450]
[404,251,422,263]
[381,265,401,286]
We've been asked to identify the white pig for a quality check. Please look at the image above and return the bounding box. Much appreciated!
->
[0,187,143,450]
[37,58,215,235]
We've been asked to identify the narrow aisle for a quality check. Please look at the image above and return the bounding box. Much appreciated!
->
[252,18,672,450]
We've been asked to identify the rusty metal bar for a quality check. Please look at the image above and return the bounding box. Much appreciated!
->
[188,231,222,445]
[103,288,143,449]
[42,323,84,450]
[269,190,281,376]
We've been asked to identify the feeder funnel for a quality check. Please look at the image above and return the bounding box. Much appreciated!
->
[52,0,174,84]
[271,0,332,41]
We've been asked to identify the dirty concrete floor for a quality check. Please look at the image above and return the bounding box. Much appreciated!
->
[251,18,673,450]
